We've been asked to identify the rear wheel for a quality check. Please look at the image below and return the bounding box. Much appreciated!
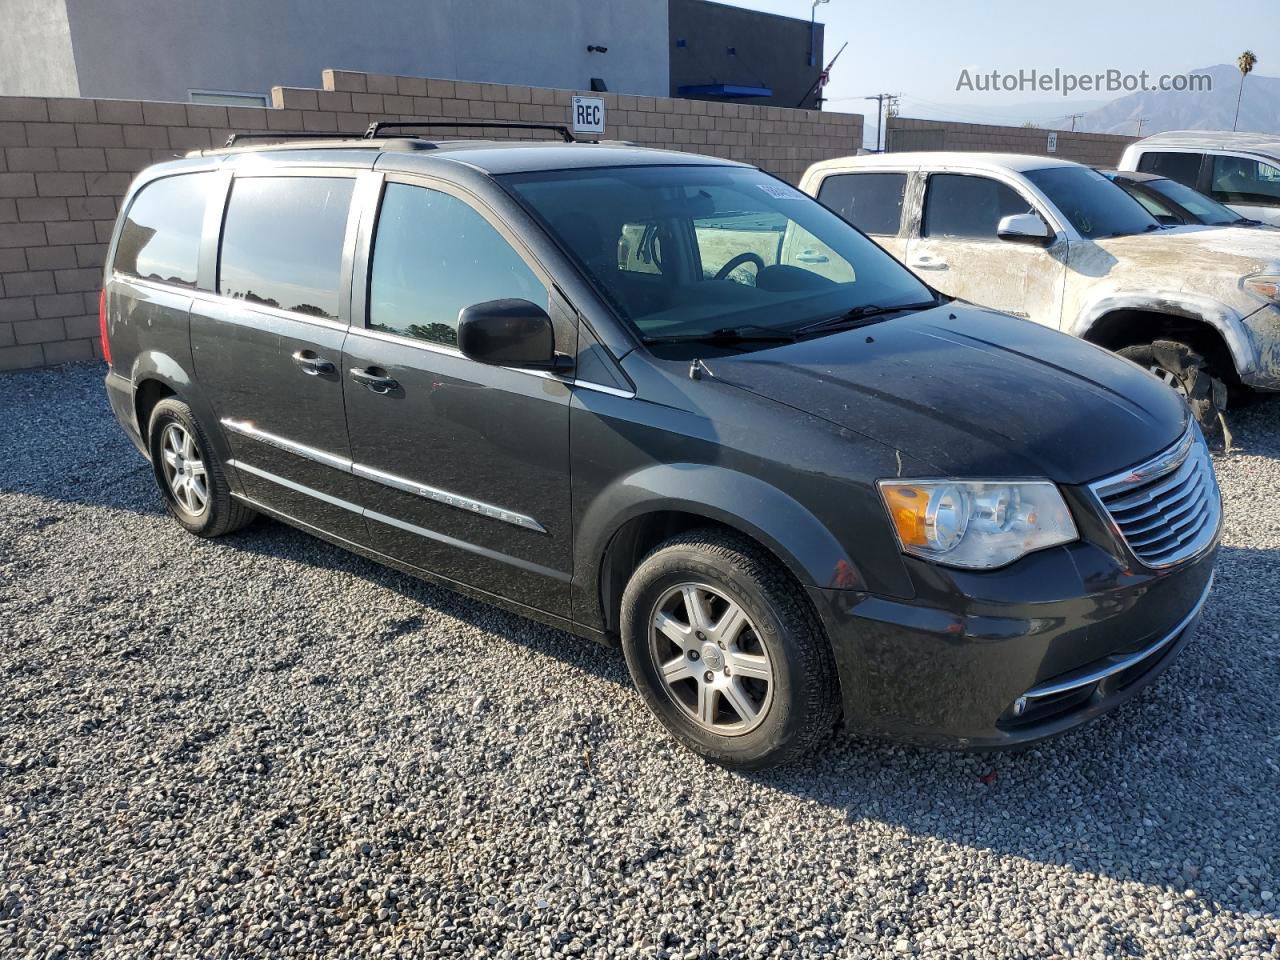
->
[147,397,255,537]
[1117,339,1231,450]
[620,529,840,769]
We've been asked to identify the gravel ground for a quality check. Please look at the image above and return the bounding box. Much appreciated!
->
[2,362,1278,960]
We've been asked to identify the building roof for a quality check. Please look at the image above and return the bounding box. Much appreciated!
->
[1134,130,1280,155]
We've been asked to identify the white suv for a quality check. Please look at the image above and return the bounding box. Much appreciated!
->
[800,152,1280,436]
[1119,131,1280,227]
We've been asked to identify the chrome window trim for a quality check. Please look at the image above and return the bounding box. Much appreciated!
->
[1017,573,1213,703]
[573,380,636,399]
[220,417,546,533]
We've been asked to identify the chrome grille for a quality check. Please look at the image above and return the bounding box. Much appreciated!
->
[1090,427,1221,568]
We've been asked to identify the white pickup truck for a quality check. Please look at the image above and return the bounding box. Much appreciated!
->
[799,152,1280,435]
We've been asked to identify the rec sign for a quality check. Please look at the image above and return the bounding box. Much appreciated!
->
[571,96,606,134]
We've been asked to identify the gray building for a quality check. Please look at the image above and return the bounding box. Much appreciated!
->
[0,0,671,103]
[668,0,825,110]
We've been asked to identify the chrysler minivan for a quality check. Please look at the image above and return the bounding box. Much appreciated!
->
[102,126,1220,767]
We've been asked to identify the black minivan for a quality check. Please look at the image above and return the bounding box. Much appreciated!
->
[102,127,1221,768]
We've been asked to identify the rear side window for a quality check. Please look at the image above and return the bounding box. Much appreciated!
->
[114,173,214,288]
[368,183,546,347]
[922,174,1034,239]
[218,177,354,319]
[817,173,908,235]
[1135,151,1203,187]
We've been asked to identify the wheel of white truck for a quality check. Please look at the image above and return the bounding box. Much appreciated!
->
[1118,340,1231,451]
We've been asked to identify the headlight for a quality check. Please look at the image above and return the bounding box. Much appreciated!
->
[878,480,1078,569]
[1242,274,1280,304]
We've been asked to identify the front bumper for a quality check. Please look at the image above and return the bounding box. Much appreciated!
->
[1240,303,1280,390]
[807,538,1218,748]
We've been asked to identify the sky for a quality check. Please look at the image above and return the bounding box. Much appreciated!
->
[725,0,1279,123]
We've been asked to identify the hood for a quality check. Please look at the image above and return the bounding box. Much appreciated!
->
[1085,225,1280,305]
[702,304,1188,485]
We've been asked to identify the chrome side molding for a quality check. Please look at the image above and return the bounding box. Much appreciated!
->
[220,417,546,533]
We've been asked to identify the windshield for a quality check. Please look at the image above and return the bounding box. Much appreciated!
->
[1145,177,1242,225]
[500,165,935,343]
[1025,166,1160,239]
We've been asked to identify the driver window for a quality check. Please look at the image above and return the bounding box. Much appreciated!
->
[923,174,1035,239]
[1210,155,1280,207]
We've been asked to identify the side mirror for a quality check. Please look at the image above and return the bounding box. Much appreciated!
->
[1155,214,1182,226]
[997,213,1053,246]
[457,299,572,371]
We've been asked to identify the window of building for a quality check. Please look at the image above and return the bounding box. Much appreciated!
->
[113,173,215,288]
[189,89,269,107]
[368,183,547,347]
[218,177,354,319]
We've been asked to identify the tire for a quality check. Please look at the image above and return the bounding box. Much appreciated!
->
[1117,340,1231,451]
[620,529,840,769]
[147,397,255,537]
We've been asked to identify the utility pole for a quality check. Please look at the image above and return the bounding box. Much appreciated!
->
[1134,117,1148,136]
[808,0,829,67]
[1066,113,1085,131]
[863,92,896,152]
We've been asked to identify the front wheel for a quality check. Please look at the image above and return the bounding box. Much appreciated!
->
[620,530,840,769]
[1117,339,1231,450]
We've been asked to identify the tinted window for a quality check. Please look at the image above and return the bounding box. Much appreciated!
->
[1210,155,1280,207]
[502,165,934,343]
[1136,151,1203,187]
[219,177,354,319]
[114,173,214,288]
[1126,185,1177,219]
[369,183,546,347]
[1024,166,1158,239]
[922,174,1035,239]
[817,173,908,235]
[1145,177,1241,225]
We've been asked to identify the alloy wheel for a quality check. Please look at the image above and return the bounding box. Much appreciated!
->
[649,582,774,736]
[160,423,209,516]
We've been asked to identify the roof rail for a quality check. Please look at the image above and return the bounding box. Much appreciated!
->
[223,131,362,147]
[363,120,576,143]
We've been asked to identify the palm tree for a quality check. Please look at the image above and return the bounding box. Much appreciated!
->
[1233,50,1257,131]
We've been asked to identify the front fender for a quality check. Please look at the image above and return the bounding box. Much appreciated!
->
[574,462,864,633]
[1069,291,1259,380]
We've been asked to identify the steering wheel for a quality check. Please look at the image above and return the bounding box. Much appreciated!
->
[715,251,766,283]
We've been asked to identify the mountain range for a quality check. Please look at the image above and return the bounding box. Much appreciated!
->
[1046,63,1279,136]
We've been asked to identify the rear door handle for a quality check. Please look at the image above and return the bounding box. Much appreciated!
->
[909,255,948,271]
[350,367,399,394]
[291,350,335,375]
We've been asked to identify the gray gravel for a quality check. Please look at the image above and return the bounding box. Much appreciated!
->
[1,362,1278,960]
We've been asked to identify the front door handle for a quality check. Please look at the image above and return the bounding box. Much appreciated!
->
[292,350,335,375]
[350,367,400,394]
[909,255,948,271]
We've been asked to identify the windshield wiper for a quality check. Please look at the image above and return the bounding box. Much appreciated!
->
[795,300,942,337]
[642,324,798,345]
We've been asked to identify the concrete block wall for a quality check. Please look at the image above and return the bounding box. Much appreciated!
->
[0,69,864,371]
[886,117,1137,167]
